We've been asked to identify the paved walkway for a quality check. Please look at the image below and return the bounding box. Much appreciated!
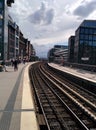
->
[0,63,39,130]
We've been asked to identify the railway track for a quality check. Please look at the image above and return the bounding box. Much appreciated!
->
[45,63,96,106]
[29,62,96,130]
[42,64,96,115]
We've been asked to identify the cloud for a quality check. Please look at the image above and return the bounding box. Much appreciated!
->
[44,9,54,24]
[8,0,30,24]
[9,0,96,58]
[28,2,54,25]
[73,0,96,18]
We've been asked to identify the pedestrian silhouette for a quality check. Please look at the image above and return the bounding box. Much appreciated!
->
[13,59,18,71]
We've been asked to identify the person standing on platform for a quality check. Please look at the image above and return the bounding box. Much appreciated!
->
[13,59,18,71]
[11,59,14,66]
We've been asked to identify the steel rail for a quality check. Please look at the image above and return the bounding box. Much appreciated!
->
[29,64,84,129]
[45,63,96,105]
[39,63,96,129]
[38,68,90,129]
[29,67,51,130]
[29,63,96,130]
[40,65,96,119]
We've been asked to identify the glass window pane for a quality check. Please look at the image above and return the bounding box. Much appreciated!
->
[93,41,96,46]
[80,40,84,44]
[93,36,96,41]
[89,29,93,34]
[80,34,84,39]
[85,28,88,34]
[0,20,2,25]
[89,35,92,40]
[80,28,84,33]
[0,28,2,34]
[84,35,88,40]
[0,37,2,42]
[0,2,2,8]
[88,41,92,46]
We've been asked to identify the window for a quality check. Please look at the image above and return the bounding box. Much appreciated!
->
[0,20,2,26]
[93,36,96,41]
[93,41,96,46]
[80,34,84,40]
[88,41,92,46]
[16,38,19,48]
[89,35,93,40]
[0,37,2,42]
[89,29,93,34]
[0,28,2,34]
[80,28,84,33]
[93,29,96,35]
[10,47,14,53]
[84,35,88,40]
[80,40,84,44]
[85,28,88,34]
[0,2,3,8]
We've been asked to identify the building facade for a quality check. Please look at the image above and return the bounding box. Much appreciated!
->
[54,45,68,63]
[19,31,26,60]
[0,0,8,61]
[8,16,19,60]
[30,45,36,61]
[0,0,36,63]
[74,20,96,65]
[14,23,19,59]
[68,36,75,63]
[0,0,14,61]
[48,45,68,63]
[47,48,55,62]
[8,15,15,60]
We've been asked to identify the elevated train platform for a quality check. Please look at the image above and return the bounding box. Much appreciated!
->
[0,61,95,130]
[0,62,39,130]
[48,63,96,93]
[48,63,96,83]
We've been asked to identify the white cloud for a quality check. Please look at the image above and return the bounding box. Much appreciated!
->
[28,2,54,25]
[73,0,96,18]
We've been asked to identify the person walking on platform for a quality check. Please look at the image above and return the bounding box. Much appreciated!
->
[13,59,18,71]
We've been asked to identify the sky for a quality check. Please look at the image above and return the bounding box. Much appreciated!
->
[8,0,96,58]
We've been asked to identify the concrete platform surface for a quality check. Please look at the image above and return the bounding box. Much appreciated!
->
[48,63,96,83]
[0,63,39,130]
